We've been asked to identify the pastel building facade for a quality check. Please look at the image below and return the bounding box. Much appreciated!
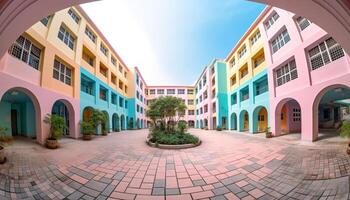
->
[194,59,228,130]
[146,86,196,127]
[225,11,270,133]
[0,6,132,144]
[130,67,148,129]
[259,7,350,141]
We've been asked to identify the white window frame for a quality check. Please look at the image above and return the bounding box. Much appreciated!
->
[271,29,290,54]
[100,43,108,56]
[85,27,96,43]
[275,60,298,87]
[8,35,41,70]
[68,8,80,24]
[265,12,279,30]
[296,17,311,31]
[58,26,75,50]
[53,59,72,86]
[238,45,247,59]
[250,31,261,46]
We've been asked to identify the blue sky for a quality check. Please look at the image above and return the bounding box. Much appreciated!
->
[82,0,266,86]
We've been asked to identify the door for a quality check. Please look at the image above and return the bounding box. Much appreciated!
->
[11,109,18,136]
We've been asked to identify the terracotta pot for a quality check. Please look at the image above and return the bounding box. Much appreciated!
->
[46,139,59,149]
[0,146,6,164]
[82,134,92,140]
[102,131,108,136]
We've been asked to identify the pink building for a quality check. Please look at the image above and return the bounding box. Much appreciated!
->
[260,7,350,141]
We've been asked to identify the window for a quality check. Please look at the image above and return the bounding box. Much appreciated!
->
[53,59,72,85]
[241,88,249,101]
[265,12,279,30]
[136,91,140,99]
[140,82,143,90]
[85,27,96,43]
[296,17,311,31]
[231,93,237,105]
[308,37,344,71]
[211,67,215,74]
[255,79,268,96]
[203,76,207,85]
[58,26,75,50]
[125,86,128,94]
[82,50,94,67]
[275,60,298,86]
[99,87,107,101]
[150,89,155,95]
[111,94,117,104]
[111,56,117,66]
[250,31,261,46]
[239,45,247,59]
[100,43,108,56]
[137,105,140,112]
[204,91,208,99]
[125,100,128,109]
[111,73,117,84]
[119,80,124,90]
[230,75,236,86]
[292,108,301,122]
[40,16,51,26]
[119,97,124,107]
[253,54,265,68]
[81,76,94,95]
[188,100,194,105]
[212,78,216,86]
[145,89,148,95]
[8,35,41,70]
[157,89,164,94]
[231,58,236,68]
[68,8,80,24]
[178,89,185,94]
[204,105,208,113]
[258,115,265,121]
[119,65,123,73]
[167,89,175,94]
[199,95,202,102]
[240,66,248,79]
[212,102,216,113]
[200,108,203,114]
[124,71,127,78]
[188,110,195,115]
[212,89,216,98]
[271,29,290,54]
[187,89,194,94]
[99,63,108,77]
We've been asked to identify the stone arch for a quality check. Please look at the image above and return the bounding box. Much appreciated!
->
[274,98,302,137]
[239,110,249,132]
[252,106,268,133]
[230,112,237,130]
[51,99,76,138]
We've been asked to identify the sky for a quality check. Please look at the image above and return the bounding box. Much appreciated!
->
[81,0,266,86]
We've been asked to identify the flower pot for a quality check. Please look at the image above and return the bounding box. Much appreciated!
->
[46,139,59,149]
[102,131,108,136]
[82,134,92,140]
[0,146,6,164]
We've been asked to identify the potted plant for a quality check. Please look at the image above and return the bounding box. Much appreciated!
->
[216,126,222,131]
[81,121,94,140]
[265,127,272,138]
[0,127,11,164]
[90,109,107,135]
[44,114,66,149]
[339,121,350,154]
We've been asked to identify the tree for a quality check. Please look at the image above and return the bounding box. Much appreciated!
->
[146,96,187,134]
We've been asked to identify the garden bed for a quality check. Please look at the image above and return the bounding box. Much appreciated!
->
[146,139,201,149]
[146,132,201,149]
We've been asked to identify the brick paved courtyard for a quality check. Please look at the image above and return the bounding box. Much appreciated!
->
[0,129,349,200]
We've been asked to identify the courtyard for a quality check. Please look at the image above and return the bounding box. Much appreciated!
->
[0,129,349,200]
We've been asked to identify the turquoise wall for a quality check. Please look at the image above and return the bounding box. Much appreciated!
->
[215,61,229,129]
[80,67,129,134]
[228,69,270,133]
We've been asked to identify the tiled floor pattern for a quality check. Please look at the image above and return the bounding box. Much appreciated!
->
[0,129,349,200]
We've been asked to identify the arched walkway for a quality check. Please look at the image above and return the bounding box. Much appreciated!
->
[120,115,126,130]
[200,120,203,129]
[239,110,249,132]
[0,88,41,141]
[274,98,302,137]
[253,106,268,133]
[102,111,109,133]
[136,118,140,129]
[313,84,350,141]
[52,99,75,137]
[230,113,237,130]
[112,113,120,132]
[204,119,208,128]
[188,120,195,128]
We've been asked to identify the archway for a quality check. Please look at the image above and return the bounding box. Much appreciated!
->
[239,110,249,132]
[0,88,41,140]
[204,119,208,128]
[136,118,140,129]
[52,100,74,137]
[253,106,268,133]
[275,99,302,138]
[313,85,350,141]
[141,120,144,129]
[188,120,195,128]
[230,113,237,130]
[112,113,120,132]
[120,115,125,130]
[200,120,203,129]
[82,107,93,122]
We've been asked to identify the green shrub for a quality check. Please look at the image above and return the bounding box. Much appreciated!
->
[81,121,95,135]
[150,131,199,145]
[44,114,66,140]
[216,126,222,131]
[177,120,187,134]
[340,121,350,139]
[0,127,12,145]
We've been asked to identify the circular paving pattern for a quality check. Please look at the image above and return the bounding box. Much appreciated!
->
[0,129,349,200]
